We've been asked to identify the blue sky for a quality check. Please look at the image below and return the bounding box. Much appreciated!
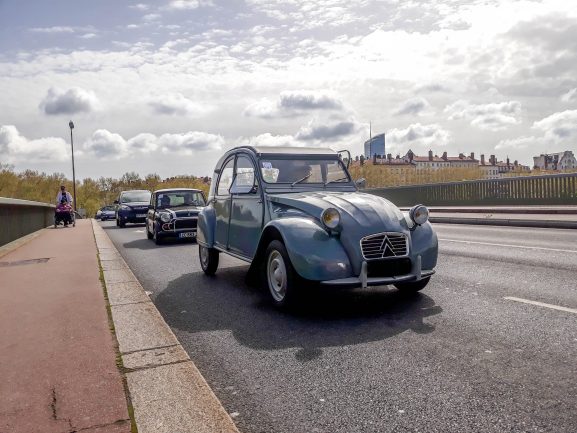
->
[1,0,576,179]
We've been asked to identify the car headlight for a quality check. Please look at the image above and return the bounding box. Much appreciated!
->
[409,204,429,226]
[119,205,130,211]
[160,212,172,223]
[321,207,341,231]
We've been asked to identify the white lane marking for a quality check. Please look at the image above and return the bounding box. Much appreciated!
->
[504,296,577,315]
[439,238,577,254]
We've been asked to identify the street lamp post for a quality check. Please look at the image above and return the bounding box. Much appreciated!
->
[69,121,77,211]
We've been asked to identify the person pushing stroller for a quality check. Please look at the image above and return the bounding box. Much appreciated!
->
[54,185,75,227]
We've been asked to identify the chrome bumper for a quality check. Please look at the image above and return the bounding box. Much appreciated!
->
[320,255,435,288]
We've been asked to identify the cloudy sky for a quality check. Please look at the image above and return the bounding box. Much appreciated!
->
[1,0,576,179]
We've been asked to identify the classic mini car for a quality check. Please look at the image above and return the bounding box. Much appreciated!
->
[197,146,438,307]
[115,189,152,227]
[146,188,206,244]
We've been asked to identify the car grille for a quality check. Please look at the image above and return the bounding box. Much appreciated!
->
[360,232,408,260]
[175,218,197,230]
[367,258,412,278]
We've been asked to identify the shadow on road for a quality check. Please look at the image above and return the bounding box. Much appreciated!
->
[155,267,442,362]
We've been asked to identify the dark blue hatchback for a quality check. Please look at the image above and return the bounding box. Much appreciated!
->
[115,190,151,228]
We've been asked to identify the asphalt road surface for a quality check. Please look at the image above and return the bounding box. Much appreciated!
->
[101,221,577,433]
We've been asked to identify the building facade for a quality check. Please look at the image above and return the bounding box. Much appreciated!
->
[533,151,576,171]
[364,133,385,158]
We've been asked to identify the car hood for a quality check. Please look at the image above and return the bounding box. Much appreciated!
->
[120,201,149,207]
[163,206,202,217]
[268,191,409,235]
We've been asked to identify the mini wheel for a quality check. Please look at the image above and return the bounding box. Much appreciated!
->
[199,245,219,275]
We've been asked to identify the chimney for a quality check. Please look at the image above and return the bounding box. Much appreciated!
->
[387,153,392,162]
[442,151,447,160]
[470,152,475,160]
[459,153,464,159]
[481,154,485,165]
[407,149,414,162]
[490,154,496,165]
[506,157,510,167]
[428,150,433,161]
[514,160,518,167]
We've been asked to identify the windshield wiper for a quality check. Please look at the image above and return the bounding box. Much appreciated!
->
[324,177,349,186]
[291,173,312,186]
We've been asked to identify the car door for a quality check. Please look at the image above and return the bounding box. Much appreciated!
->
[228,154,263,258]
[214,157,235,249]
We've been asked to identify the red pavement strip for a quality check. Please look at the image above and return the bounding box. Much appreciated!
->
[0,220,132,433]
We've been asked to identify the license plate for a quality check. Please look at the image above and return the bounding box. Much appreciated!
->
[136,214,146,218]
[179,232,196,238]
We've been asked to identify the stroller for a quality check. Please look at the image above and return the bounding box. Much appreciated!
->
[54,200,75,228]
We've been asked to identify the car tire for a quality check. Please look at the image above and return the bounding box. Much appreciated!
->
[199,245,219,275]
[119,219,126,228]
[263,240,301,308]
[394,277,431,293]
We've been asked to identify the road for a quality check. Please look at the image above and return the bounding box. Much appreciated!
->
[101,221,577,433]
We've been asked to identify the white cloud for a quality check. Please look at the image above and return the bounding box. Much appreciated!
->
[533,110,577,141]
[148,93,208,116]
[561,88,577,103]
[386,123,451,152]
[166,0,213,10]
[495,136,540,150]
[39,87,99,116]
[244,91,344,118]
[79,33,98,39]
[246,133,302,147]
[394,97,431,116]
[444,100,521,131]
[130,3,150,11]
[29,26,75,34]
[0,125,68,163]
[83,129,223,159]
[295,119,358,141]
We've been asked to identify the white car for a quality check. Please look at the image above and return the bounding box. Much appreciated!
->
[97,206,116,221]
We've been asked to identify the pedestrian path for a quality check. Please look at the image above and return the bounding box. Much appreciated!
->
[0,220,131,433]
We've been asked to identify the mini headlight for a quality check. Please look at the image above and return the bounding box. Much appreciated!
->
[160,212,171,223]
[119,205,130,211]
[321,207,341,230]
[409,204,429,225]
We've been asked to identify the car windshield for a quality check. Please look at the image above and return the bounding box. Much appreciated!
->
[156,191,205,209]
[120,191,151,203]
[259,158,350,185]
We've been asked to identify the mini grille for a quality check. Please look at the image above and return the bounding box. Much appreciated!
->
[175,218,198,230]
[360,232,408,260]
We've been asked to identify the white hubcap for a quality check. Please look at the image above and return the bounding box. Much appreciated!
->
[200,246,209,267]
[267,250,287,302]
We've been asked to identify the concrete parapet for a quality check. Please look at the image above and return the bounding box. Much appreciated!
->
[0,197,55,246]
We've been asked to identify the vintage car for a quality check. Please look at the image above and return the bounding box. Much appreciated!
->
[146,188,206,244]
[197,146,438,307]
[115,189,151,227]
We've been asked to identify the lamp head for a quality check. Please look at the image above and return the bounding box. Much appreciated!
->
[69,121,74,129]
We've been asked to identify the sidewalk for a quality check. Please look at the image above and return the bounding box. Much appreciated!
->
[0,220,131,433]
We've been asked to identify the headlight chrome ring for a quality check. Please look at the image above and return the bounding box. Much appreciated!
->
[321,207,341,231]
[409,204,429,226]
[160,212,172,223]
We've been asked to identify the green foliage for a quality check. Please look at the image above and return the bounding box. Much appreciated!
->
[0,166,210,217]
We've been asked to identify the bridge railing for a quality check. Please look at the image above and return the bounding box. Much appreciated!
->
[0,197,55,246]
[366,173,577,207]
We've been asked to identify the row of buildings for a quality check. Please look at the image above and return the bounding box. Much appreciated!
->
[361,134,575,179]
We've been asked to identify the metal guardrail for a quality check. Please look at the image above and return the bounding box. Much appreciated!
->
[0,197,55,246]
[367,173,577,207]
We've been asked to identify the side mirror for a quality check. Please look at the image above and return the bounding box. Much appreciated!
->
[355,178,366,189]
[338,149,352,169]
[113,200,119,204]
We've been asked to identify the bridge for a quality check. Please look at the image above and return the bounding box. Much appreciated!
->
[2,177,577,433]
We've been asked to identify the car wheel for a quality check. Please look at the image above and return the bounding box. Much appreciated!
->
[116,218,120,227]
[119,219,126,228]
[264,240,300,308]
[199,245,219,275]
[394,277,431,293]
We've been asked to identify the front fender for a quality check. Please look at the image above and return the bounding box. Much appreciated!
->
[264,217,352,281]
[409,221,438,270]
[197,206,216,247]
